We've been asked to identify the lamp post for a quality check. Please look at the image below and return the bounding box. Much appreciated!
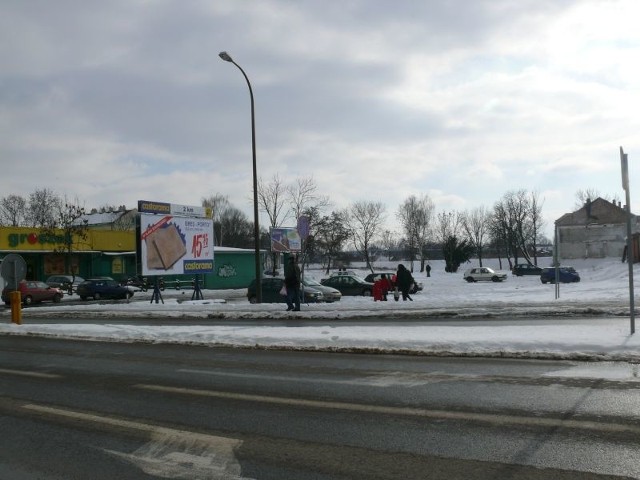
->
[219,51,262,303]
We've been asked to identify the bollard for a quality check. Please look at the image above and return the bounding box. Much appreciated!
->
[10,291,22,325]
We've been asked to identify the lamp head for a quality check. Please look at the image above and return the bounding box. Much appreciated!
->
[219,51,233,62]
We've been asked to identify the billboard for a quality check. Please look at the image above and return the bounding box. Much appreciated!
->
[139,213,214,276]
[270,227,301,252]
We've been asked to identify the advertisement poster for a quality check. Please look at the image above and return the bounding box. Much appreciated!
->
[270,227,301,252]
[140,213,214,276]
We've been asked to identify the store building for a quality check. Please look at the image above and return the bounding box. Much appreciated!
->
[0,226,264,290]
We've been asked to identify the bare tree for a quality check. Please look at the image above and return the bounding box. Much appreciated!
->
[345,201,386,273]
[40,196,89,291]
[397,196,421,271]
[202,194,232,245]
[0,194,27,226]
[26,188,61,228]
[434,210,462,244]
[258,174,291,275]
[397,194,434,272]
[314,211,350,274]
[287,175,330,223]
[258,174,290,229]
[491,189,539,268]
[529,191,545,265]
[379,229,397,261]
[287,175,330,271]
[461,206,490,267]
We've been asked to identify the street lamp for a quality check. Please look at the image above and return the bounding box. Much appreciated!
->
[219,51,262,303]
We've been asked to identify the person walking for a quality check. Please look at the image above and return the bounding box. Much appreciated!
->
[426,263,431,278]
[284,255,301,311]
[396,264,415,301]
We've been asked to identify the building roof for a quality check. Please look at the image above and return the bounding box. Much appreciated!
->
[555,197,634,226]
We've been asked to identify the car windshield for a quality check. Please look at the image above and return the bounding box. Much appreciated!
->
[303,278,322,287]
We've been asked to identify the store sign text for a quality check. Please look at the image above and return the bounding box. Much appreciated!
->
[8,232,68,248]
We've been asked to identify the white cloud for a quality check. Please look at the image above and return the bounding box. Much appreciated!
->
[1,0,640,239]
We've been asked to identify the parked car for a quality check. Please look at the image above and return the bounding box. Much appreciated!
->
[247,277,324,304]
[540,267,581,284]
[329,270,358,277]
[2,280,64,305]
[302,277,341,303]
[511,264,543,276]
[320,274,374,296]
[463,267,507,283]
[45,274,85,293]
[363,272,424,294]
[76,278,134,300]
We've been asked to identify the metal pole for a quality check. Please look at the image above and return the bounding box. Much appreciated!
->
[553,223,560,299]
[625,189,635,334]
[621,147,635,333]
[219,52,262,303]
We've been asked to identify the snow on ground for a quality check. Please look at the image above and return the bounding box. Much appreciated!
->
[1,258,640,362]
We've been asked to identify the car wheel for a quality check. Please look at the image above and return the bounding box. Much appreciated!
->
[491,276,500,282]
[53,294,62,303]
[126,291,133,299]
[94,292,101,300]
[465,277,475,283]
[80,296,87,300]
[248,296,257,304]
[23,295,33,305]
[363,289,371,297]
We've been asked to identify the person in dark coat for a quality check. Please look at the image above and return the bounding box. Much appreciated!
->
[284,256,301,311]
[396,264,414,301]
[426,264,431,277]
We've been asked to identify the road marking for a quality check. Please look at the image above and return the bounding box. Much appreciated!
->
[0,368,60,379]
[22,403,252,480]
[136,383,640,436]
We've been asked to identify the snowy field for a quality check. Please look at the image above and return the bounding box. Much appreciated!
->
[1,257,640,363]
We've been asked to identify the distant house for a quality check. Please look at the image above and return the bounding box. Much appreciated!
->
[77,207,137,231]
[555,197,640,259]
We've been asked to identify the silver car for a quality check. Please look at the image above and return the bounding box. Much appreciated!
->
[463,267,507,283]
[302,277,342,302]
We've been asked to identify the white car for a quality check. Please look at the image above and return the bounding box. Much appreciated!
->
[463,267,507,283]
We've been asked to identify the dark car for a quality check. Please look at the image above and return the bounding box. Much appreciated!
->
[76,278,134,300]
[302,277,341,303]
[45,274,85,293]
[540,267,580,284]
[320,274,374,296]
[511,264,543,276]
[247,277,324,304]
[2,280,64,306]
[364,272,423,294]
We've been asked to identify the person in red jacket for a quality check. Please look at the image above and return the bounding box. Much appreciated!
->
[373,273,393,301]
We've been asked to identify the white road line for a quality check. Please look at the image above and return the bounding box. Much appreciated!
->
[136,383,640,436]
[0,368,60,379]
[21,403,252,480]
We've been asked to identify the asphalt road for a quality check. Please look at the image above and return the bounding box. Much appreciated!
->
[1,336,639,479]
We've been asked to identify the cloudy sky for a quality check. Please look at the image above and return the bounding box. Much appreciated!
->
[2,0,639,239]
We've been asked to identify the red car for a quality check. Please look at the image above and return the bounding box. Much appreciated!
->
[2,280,64,306]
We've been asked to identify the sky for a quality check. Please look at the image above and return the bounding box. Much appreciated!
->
[2,258,640,365]
[2,1,640,239]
